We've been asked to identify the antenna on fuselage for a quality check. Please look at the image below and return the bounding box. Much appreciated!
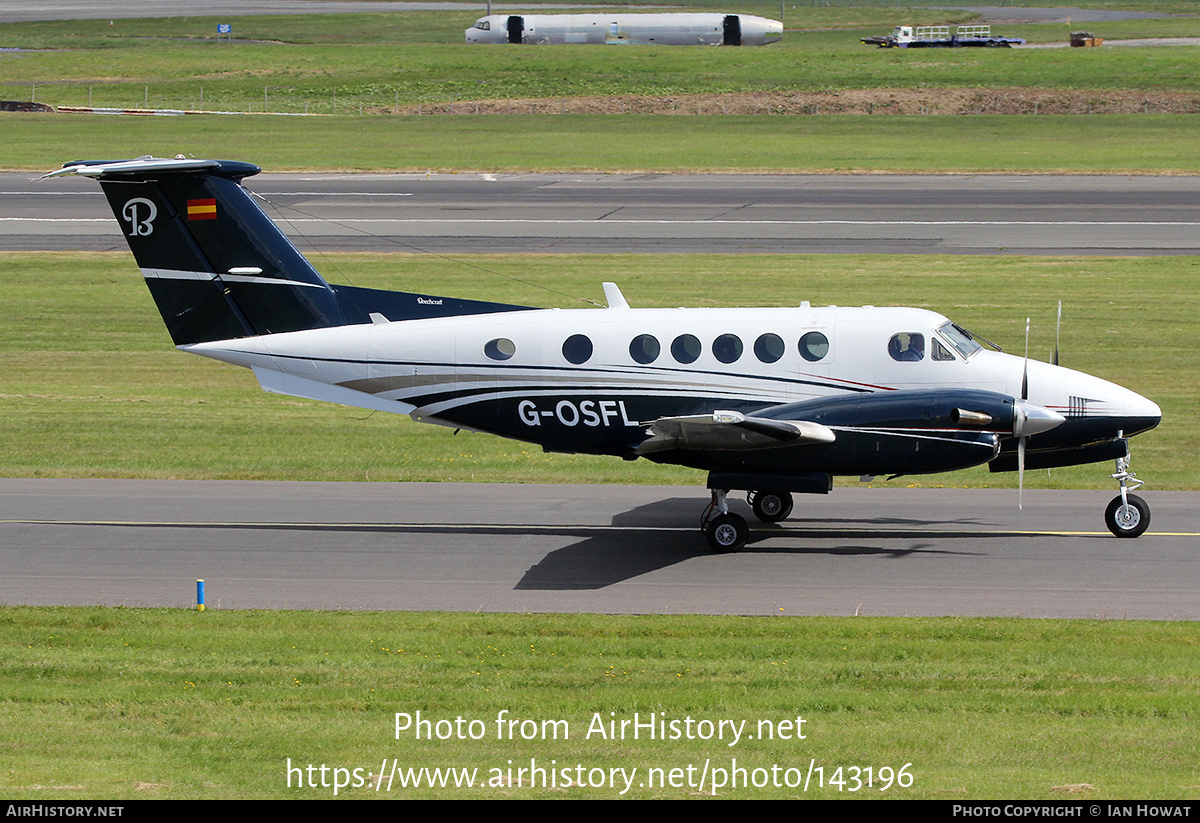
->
[603,282,630,310]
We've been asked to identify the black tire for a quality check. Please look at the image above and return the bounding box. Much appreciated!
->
[1105,494,1150,538]
[704,513,748,553]
[749,490,793,523]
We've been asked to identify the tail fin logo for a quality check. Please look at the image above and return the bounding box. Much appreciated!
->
[121,197,158,236]
[187,198,217,221]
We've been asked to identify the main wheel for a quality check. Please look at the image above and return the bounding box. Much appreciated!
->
[749,490,793,523]
[704,513,748,553]
[1105,494,1150,538]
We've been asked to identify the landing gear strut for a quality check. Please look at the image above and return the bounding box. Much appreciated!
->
[1105,450,1149,538]
[701,489,748,553]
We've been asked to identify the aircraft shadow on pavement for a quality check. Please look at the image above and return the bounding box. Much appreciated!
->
[43,498,1017,593]
[514,497,993,591]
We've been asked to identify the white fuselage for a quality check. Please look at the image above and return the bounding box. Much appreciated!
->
[465,14,783,46]
[185,303,1160,452]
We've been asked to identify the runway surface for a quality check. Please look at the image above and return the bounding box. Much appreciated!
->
[6,172,1200,255]
[2,479,1196,619]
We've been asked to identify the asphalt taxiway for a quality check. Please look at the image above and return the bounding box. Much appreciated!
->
[3,479,1196,619]
[5,172,1200,255]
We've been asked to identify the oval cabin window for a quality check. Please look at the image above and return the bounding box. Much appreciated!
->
[629,334,661,364]
[484,338,516,361]
[712,334,743,364]
[562,334,592,364]
[671,334,702,364]
[799,331,830,362]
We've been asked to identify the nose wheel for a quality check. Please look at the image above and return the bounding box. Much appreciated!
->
[1105,451,1150,538]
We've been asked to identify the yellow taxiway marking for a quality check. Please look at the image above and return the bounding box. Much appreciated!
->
[5,520,1199,538]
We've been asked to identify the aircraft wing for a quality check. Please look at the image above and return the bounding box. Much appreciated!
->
[635,410,835,455]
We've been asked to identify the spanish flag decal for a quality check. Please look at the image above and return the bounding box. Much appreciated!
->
[187,198,217,220]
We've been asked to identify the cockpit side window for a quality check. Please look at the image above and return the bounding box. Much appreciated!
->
[932,337,955,361]
[474,19,490,30]
[888,333,924,362]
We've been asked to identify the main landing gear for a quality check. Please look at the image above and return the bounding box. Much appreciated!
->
[748,490,794,522]
[701,490,748,553]
[1105,452,1150,538]
[700,489,795,553]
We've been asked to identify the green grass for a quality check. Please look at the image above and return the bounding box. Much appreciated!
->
[3,9,1200,115]
[5,112,1200,174]
[3,8,1199,176]
[1,607,1197,799]
[1,251,1194,488]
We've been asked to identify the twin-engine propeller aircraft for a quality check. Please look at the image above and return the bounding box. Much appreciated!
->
[50,157,1162,552]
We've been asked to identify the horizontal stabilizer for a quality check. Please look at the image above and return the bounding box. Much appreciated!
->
[46,157,224,178]
[636,410,835,454]
[252,367,415,415]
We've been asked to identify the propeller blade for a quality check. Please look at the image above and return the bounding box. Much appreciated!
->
[1019,315,1031,512]
[1053,301,1061,366]
[1021,317,1030,401]
[1018,435,1026,511]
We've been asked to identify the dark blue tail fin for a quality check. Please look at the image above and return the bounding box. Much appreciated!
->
[54,157,345,345]
[52,157,537,342]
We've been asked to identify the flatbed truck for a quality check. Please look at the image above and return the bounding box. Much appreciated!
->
[862,25,1025,48]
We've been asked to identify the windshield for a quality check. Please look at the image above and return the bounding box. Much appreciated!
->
[937,322,983,359]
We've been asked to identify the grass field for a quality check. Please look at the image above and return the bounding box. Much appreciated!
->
[2,607,1197,799]
[3,6,1200,175]
[3,7,1200,116]
[7,22,1200,112]
[5,112,1200,174]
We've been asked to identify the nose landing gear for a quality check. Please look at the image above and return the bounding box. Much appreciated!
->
[1105,450,1149,538]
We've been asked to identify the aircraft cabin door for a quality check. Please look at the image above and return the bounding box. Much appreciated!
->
[722,15,742,46]
[507,15,524,43]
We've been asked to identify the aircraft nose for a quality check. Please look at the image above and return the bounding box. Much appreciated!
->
[1128,390,1162,430]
